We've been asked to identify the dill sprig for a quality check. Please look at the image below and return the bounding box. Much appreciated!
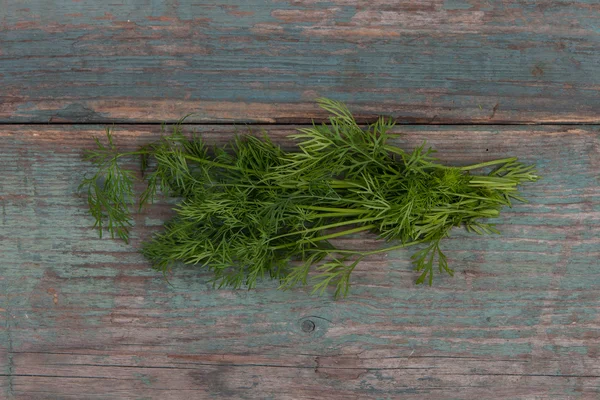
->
[79,99,540,297]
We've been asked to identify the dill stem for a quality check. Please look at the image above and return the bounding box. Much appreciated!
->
[329,180,367,188]
[207,183,273,189]
[310,212,366,218]
[183,154,253,173]
[308,224,377,242]
[296,205,367,214]
[434,209,500,217]
[460,157,517,171]
[270,216,379,243]
[272,224,377,250]
[116,151,144,157]
[114,150,254,174]
[336,239,427,256]
[383,144,407,156]
[278,179,364,189]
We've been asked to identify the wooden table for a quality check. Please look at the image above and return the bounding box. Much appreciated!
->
[1,1,599,399]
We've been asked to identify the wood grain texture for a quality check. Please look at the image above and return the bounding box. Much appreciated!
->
[2,1,600,123]
[0,125,599,399]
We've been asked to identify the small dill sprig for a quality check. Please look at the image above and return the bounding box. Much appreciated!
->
[79,99,540,297]
[78,128,137,242]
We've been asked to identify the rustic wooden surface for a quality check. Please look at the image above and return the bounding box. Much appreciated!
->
[2,1,600,123]
[2,0,600,398]
[1,125,599,399]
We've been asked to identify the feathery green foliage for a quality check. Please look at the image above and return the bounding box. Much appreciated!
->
[79,99,540,297]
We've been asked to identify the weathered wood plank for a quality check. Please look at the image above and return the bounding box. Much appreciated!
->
[0,125,599,399]
[2,1,600,123]
[8,351,600,399]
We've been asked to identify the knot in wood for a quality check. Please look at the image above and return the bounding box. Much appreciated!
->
[301,319,316,333]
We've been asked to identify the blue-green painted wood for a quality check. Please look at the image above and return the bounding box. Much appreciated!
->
[0,125,598,398]
[2,1,600,123]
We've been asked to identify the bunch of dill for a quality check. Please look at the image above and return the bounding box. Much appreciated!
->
[80,99,539,297]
